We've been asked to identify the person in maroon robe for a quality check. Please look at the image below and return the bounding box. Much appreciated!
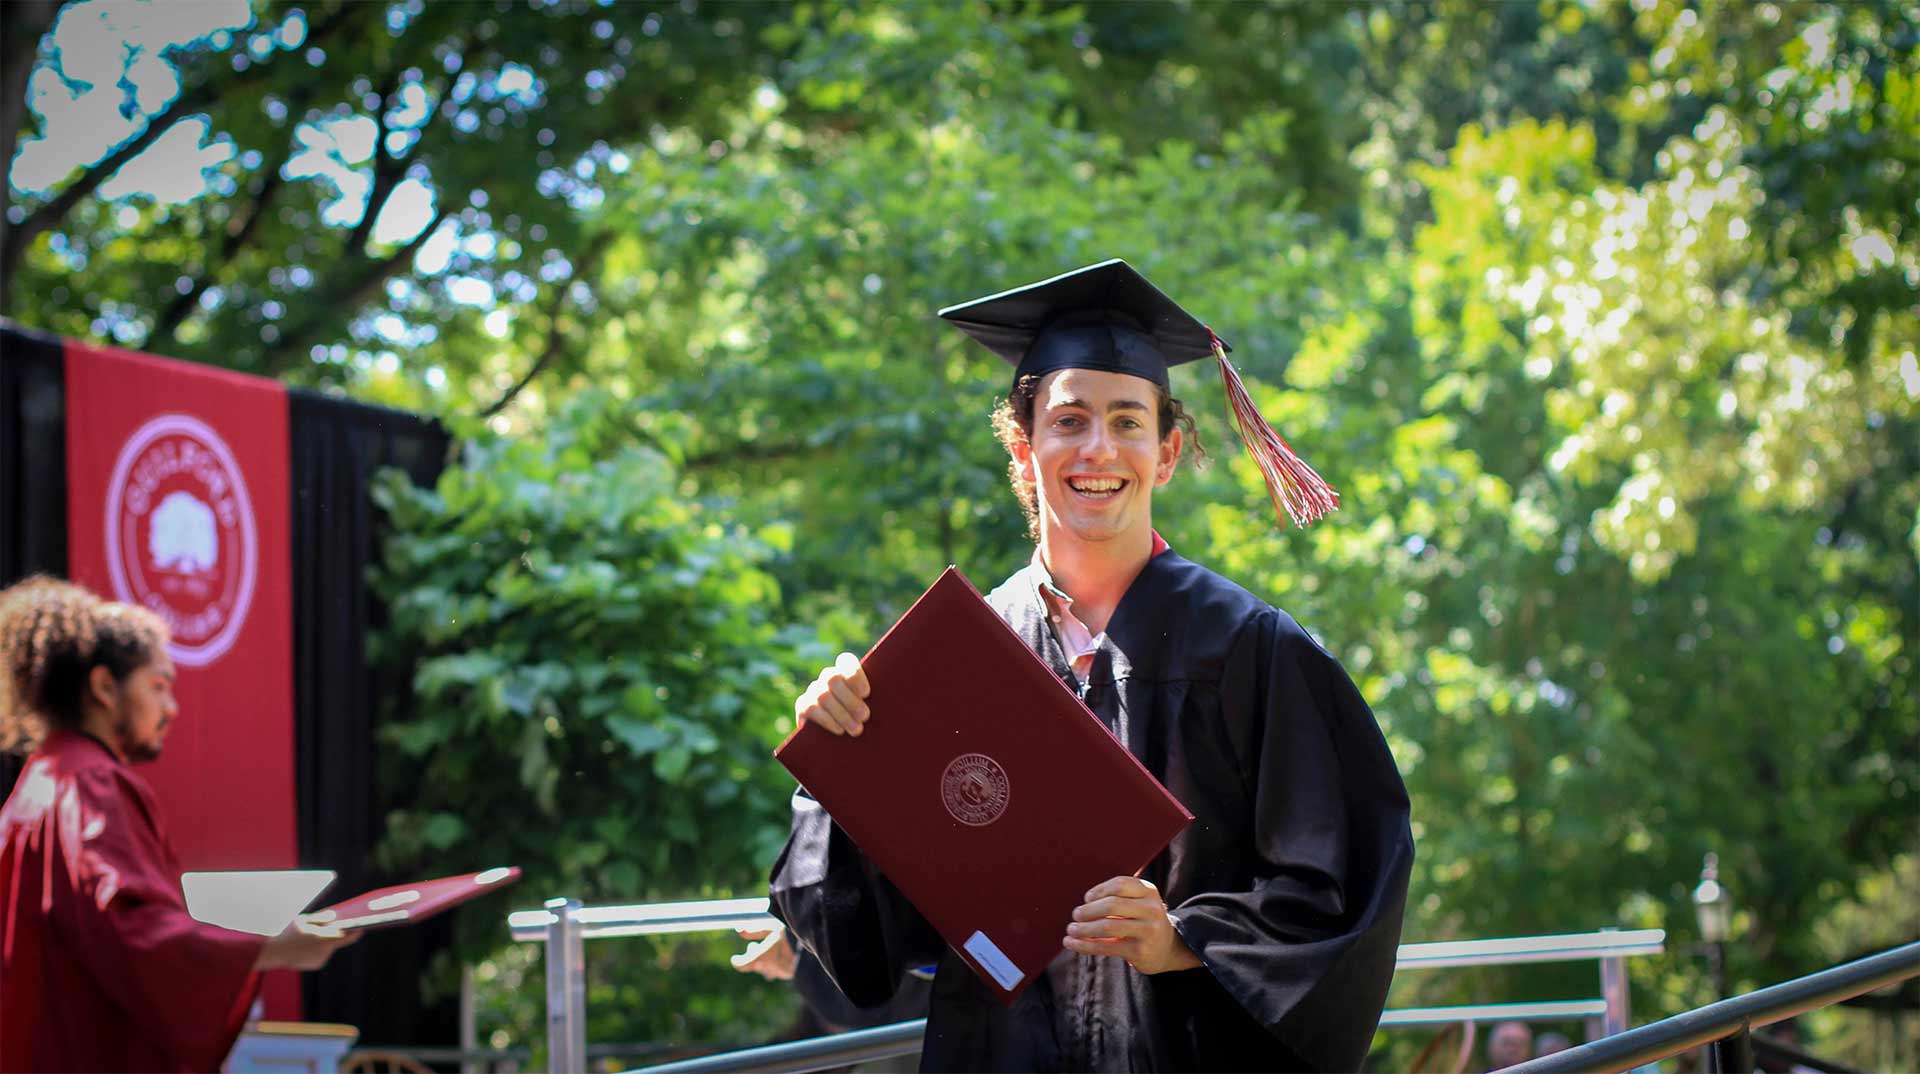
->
[0,577,356,1073]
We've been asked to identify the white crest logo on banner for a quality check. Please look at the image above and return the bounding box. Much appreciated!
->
[104,414,259,667]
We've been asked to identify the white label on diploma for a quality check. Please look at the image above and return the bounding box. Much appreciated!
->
[964,931,1024,991]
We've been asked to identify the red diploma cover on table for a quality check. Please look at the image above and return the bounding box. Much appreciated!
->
[775,567,1192,1003]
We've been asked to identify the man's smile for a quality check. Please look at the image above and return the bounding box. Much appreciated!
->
[1066,475,1129,499]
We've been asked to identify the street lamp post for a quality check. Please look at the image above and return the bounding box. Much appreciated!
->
[1693,852,1731,998]
[1693,852,1741,1074]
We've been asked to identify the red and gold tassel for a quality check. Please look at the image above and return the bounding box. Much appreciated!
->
[1209,330,1339,528]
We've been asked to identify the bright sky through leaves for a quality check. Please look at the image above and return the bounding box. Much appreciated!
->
[15,0,441,254]
[14,0,251,197]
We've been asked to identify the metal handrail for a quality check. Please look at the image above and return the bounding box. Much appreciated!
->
[508,898,775,942]
[624,1020,927,1074]
[1498,940,1920,1074]
[1381,999,1609,1026]
[615,942,1920,1074]
[512,895,1672,1074]
[508,898,1662,963]
[1396,929,1666,969]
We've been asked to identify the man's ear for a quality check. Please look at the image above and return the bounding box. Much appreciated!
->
[1155,426,1183,486]
[1009,434,1035,482]
[87,664,119,712]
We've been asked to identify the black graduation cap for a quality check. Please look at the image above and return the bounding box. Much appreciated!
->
[936,258,1226,389]
[938,259,1338,528]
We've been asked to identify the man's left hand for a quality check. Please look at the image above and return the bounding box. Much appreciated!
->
[1063,876,1202,975]
[731,927,799,981]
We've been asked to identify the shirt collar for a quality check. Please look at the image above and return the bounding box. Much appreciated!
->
[1028,530,1171,669]
[1029,530,1170,597]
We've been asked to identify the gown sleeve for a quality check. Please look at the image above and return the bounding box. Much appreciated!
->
[54,767,265,1070]
[1166,608,1415,1072]
[768,786,945,1008]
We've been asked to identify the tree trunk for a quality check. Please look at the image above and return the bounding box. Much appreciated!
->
[1,0,74,312]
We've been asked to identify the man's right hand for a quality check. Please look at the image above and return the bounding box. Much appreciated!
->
[254,911,359,971]
[730,927,799,981]
[794,651,870,736]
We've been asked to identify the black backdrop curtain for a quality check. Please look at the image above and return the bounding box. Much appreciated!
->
[0,322,457,1047]
[287,388,456,1044]
[0,324,66,798]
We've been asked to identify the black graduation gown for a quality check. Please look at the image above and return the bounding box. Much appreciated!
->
[769,550,1414,1072]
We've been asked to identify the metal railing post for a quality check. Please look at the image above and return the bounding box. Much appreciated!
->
[1710,1021,1754,1074]
[461,964,479,1074]
[1600,926,1630,1037]
[545,897,586,1074]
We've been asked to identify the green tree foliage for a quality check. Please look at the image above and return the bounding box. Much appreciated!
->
[370,391,812,897]
[10,0,1916,1064]
[1224,110,1915,1030]
[368,391,821,1051]
[3,0,788,390]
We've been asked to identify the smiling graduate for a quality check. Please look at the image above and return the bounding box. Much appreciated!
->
[768,260,1415,1072]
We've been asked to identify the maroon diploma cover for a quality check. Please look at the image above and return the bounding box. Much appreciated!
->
[317,867,522,931]
[775,567,1193,1002]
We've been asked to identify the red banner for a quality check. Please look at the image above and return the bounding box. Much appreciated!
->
[64,340,301,1018]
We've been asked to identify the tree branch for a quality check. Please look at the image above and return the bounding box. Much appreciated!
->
[0,1,371,312]
[256,205,449,377]
[0,80,212,308]
[0,0,65,268]
[235,26,461,375]
[332,203,450,314]
[478,303,570,421]
[478,233,615,418]
[145,163,288,350]
[344,73,405,256]
[145,84,312,351]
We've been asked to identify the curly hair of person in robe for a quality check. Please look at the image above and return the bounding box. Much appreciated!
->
[0,576,168,754]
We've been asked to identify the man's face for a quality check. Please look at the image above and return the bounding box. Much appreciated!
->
[1012,368,1180,549]
[112,655,179,764]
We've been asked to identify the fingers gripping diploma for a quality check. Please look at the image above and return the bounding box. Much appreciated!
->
[1063,877,1203,975]
[794,651,871,737]
[731,927,799,981]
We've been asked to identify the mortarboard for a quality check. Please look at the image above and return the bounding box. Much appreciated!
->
[938,259,1338,527]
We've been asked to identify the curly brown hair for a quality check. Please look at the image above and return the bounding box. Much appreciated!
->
[0,577,168,754]
[990,373,1206,540]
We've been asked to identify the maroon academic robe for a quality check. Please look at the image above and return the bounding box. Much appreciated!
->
[0,730,264,1073]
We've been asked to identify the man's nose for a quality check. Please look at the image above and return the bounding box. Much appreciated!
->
[1080,425,1117,462]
